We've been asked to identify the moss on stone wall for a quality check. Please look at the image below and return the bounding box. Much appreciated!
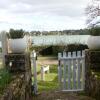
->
[0,73,32,100]
[85,50,100,100]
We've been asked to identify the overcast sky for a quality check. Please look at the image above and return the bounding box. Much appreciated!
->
[0,0,90,31]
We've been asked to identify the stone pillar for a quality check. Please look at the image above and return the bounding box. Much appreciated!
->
[85,49,100,99]
[4,52,32,100]
[85,50,100,69]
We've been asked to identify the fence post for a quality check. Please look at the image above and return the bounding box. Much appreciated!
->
[67,52,71,89]
[63,51,67,90]
[82,51,85,89]
[32,51,37,94]
[77,51,81,89]
[41,66,45,81]
[58,53,62,90]
[72,51,77,89]
[1,32,8,67]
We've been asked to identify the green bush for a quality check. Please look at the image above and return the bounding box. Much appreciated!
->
[89,27,100,36]
[31,44,88,56]
[9,29,24,39]
[65,44,88,52]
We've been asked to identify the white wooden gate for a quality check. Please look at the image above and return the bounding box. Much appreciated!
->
[58,51,85,91]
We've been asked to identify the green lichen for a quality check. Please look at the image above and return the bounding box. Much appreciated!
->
[91,70,100,79]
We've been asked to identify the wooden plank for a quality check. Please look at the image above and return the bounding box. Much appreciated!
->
[61,89,84,92]
[82,51,85,89]
[1,32,8,67]
[58,53,62,89]
[63,52,67,89]
[77,51,81,89]
[72,51,77,89]
[67,52,71,89]
[32,51,38,94]
[58,50,85,91]
[59,56,84,60]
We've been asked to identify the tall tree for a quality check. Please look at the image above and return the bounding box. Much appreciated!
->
[85,0,100,24]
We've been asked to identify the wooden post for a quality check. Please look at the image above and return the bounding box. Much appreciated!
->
[67,52,71,90]
[1,31,8,67]
[41,65,50,81]
[82,51,85,90]
[63,52,67,90]
[32,51,37,94]
[72,51,77,89]
[77,51,81,89]
[41,66,45,81]
[58,53,62,90]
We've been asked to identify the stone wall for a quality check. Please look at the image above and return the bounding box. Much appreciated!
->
[85,50,100,100]
[0,53,32,100]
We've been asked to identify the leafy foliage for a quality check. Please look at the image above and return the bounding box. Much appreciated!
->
[65,44,88,52]
[89,27,100,36]
[9,29,24,39]
[35,64,58,91]
[0,68,11,94]
[32,44,88,56]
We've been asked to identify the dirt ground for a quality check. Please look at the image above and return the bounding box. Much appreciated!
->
[33,91,95,100]
[37,56,58,65]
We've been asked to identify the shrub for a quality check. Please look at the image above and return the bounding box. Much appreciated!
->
[31,44,88,56]
[89,27,100,36]
[9,29,24,39]
[65,44,88,52]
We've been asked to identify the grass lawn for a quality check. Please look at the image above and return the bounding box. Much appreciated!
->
[31,56,85,92]
[0,59,12,95]
[37,64,59,91]
[32,63,59,92]
[0,59,3,69]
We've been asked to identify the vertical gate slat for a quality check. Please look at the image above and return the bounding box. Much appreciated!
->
[32,51,38,94]
[68,52,71,90]
[77,51,81,89]
[63,52,67,89]
[82,51,85,89]
[72,52,77,89]
[58,53,62,89]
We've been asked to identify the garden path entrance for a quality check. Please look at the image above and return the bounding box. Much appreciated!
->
[31,51,95,100]
[31,50,85,93]
[31,52,58,93]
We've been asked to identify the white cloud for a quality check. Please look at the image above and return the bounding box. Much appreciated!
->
[0,0,89,31]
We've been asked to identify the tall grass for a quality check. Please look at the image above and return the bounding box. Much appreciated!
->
[0,68,11,94]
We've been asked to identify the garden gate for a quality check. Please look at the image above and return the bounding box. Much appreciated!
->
[58,51,85,91]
